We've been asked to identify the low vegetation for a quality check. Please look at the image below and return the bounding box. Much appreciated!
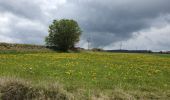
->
[0,43,54,53]
[0,50,170,99]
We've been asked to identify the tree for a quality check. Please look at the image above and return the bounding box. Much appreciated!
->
[45,19,82,51]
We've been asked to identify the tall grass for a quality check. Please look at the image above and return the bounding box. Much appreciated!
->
[0,77,72,100]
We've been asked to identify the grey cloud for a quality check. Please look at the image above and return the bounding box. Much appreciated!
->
[0,0,170,50]
[65,0,170,47]
[0,0,44,20]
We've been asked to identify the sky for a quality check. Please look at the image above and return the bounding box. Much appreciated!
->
[0,0,170,51]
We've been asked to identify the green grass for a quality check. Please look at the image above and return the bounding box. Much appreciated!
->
[0,52,170,99]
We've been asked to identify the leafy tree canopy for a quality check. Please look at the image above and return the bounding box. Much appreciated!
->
[45,19,82,51]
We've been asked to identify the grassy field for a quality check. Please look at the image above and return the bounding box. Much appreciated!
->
[0,52,170,99]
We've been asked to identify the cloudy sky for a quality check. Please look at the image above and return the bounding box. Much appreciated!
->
[0,0,170,51]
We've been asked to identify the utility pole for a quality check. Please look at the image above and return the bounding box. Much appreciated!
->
[120,42,123,50]
[136,46,138,50]
[87,37,91,50]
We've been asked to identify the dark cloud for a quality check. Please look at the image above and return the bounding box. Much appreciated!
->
[0,0,170,50]
[65,0,170,47]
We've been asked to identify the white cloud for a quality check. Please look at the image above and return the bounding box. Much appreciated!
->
[0,12,47,44]
[0,13,10,33]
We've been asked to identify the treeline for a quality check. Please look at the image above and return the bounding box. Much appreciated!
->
[106,50,152,53]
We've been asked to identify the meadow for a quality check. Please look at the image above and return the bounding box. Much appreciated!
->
[0,51,170,99]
